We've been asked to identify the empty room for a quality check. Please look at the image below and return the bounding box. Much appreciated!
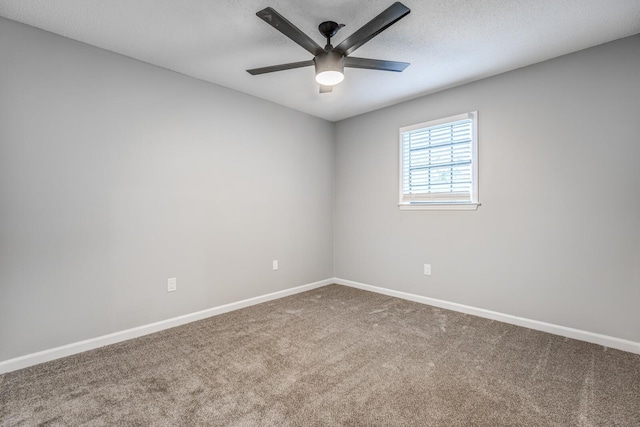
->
[1,1,639,425]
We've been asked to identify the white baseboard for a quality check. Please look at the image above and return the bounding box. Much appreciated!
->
[3,277,637,374]
[0,278,333,374]
[334,278,640,355]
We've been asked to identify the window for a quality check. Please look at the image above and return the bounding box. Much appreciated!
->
[399,111,479,210]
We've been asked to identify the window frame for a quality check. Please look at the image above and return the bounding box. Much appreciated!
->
[398,111,480,211]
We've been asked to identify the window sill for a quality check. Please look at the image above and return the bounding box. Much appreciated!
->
[398,203,480,211]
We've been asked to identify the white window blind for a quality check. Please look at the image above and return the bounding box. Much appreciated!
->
[399,112,478,208]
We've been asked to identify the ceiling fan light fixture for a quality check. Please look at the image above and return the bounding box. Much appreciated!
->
[314,51,344,86]
[316,70,344,86]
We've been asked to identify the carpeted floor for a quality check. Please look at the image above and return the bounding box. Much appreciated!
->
[1,284,639,426]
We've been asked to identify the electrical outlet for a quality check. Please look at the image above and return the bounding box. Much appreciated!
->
[424,264,432,276]
[167,277,177,292]
[273,260,279,271]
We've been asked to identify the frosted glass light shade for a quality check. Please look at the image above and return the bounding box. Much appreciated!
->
[315,70,344,85]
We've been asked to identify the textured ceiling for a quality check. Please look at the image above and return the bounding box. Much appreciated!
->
[1,0,639,121]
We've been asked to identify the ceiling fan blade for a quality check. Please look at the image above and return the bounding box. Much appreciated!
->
[319,85,333,93]
[247,60,314,75]
[334,2,410,57]
[344,57,409,72]
[256,7,325,56]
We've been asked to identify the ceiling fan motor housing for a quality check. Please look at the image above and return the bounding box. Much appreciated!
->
[314,51,345,85]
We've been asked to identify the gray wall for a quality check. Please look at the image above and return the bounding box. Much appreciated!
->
[1,16,638,364]
[0,18,334,361]
[334,35,640,343]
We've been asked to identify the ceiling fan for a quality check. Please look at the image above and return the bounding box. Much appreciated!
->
[246,2,411,93]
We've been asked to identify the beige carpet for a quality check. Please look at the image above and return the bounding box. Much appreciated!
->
[1,284,639,426]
